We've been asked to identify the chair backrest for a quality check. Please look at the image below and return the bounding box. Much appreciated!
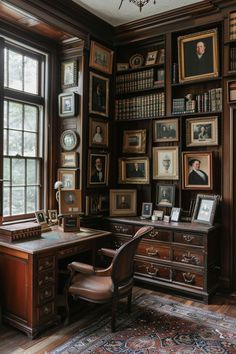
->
[111,225,153,284]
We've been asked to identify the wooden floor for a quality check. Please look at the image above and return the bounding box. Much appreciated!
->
[0,286,235,354]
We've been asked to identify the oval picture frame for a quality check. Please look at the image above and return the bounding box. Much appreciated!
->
[60,130,78,151]
[129,53,144,68]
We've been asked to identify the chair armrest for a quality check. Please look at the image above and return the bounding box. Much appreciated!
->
[68,262,95,274]
[99,248,117,258]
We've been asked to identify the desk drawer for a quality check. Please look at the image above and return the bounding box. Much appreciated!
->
[38,256,55,272]
[58,243,90,258]
[174,232,204,246]
[134,226,172,242]
[134,260,171,280]
[38,270,55,288]
[137,242,170,260]
[173,248,204,266]
[109,223,133,235]
[38,285,54,304]
[37,302,55,321]
[172,269,203,289]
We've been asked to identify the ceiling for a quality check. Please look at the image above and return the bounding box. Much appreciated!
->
[72,0,204,27]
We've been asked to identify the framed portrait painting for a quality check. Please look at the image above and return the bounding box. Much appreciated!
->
[141,202,153,218]
[109,189,137,217]
[90,41,113,75]
[153,147,179,180]
[88,153,109,187]
[60,189,82,214]
[61,59,77,88]
[186,116,218,147]
[178,28,219,83]
[89,72,109,117]
[58,92,77,118]
[89,118,109,148]
[123,129,146,153]
[182,151,213,190]
[35,210,47,225]
[192,194,219,225]
[156,184,175,207]
[119,157,150,184]
[153,119,178,142]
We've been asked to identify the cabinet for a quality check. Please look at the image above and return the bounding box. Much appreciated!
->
[104,217,220,303]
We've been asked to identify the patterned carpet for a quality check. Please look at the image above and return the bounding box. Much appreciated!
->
[51,294,236,354]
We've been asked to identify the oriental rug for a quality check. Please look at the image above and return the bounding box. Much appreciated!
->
[50,294,236,354]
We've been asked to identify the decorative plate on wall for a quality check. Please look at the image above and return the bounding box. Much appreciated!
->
[60,130,79,151]
[129,54,144,68]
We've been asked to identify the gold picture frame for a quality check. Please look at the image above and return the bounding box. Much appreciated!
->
[89,72,109,117]
[153,119,178,142]
[60,152,78,168]
[89,41,113,75]
[153,147,179,180]
[88,152,109,187]
[89,117,109,148]
[123,129,146,153]
[61,59,77,89]
[182,151,213,190]
[109,189,137,217]
[119,157,150,184]
[57,168,77,190]
[186,116,218,147]
[60,189,82,214]
[178,28,219,83]
[145,50,158,66]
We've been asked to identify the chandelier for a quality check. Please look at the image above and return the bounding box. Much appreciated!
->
[119,0,156,12]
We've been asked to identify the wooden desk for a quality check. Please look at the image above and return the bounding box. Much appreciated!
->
[0,227,111,338]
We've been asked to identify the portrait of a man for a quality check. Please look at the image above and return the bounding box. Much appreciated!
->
[126,162,145,178]
[178,29,219,82]
[89,154,108,185]
[117,195,131,209]
[89,72,109,117]
[157,184,175,207]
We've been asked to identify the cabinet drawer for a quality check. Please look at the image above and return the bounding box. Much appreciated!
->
[38,270,55,288]
[174,232,204,246]
[134,260,171,280]
[38,285,54,304]
[173,248,204,266]
[58,243,90,258]
[137,242,170,260]
[37,302,55,321]
[38,256,55,272]
[109,223,133,235]
[134,226,172,242]
[172,269,203,289]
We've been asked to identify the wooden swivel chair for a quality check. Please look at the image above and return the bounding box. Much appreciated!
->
[65,225,153,331]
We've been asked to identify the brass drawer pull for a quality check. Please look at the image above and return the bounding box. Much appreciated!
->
[183,272,195,284]
[183,234,194,242]
[146,266,159,276]
[149,230,159,238]
[181,252,200,265]
[146,247,159,256]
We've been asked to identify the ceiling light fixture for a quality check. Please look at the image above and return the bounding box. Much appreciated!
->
[119,0,156,12]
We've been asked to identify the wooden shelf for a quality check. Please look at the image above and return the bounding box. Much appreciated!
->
[171,110,222,117]
[116,62,164,75]
[115,85,164,97]
[172,76,222,87]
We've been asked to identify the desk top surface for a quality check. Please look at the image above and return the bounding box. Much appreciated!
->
[0,227,111,254]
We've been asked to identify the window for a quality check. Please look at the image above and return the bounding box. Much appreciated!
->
[1,42,46,220]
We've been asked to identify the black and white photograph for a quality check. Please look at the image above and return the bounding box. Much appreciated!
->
[153,119,178,142]
[156,184,175,207]
[186,117,218,147]
[109,189,137,216]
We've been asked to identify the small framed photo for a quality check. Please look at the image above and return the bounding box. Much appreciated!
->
[119,157,150,184]
[153,209,164,220]
[89,118,109,148]
[192,194,219,225]
[117,63,129,71]
[89,72,109,117]
[145,50,158,66]
[60,152,78,168]
[170,207,181,222]
[157,68,165,83]
[89,41,113,75]
[141,202,153,218]
[123,129,146,153]
[58,92,77,118]
[60,130,78,152]
[60,189,82,214]
[156,49,165,64]
[88,153,109,187]
[186,116,218,147]
[178,28,219,83]
[182,152,213,190]
[109,189,137,217]
[156,184,175,207]
[35,210,47,225]
[228,81,236,103]
[153,147,179,180]
[48,210,58,223]
[153,119,178,142]
[57,169,77,190]
[61,59,77,89]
